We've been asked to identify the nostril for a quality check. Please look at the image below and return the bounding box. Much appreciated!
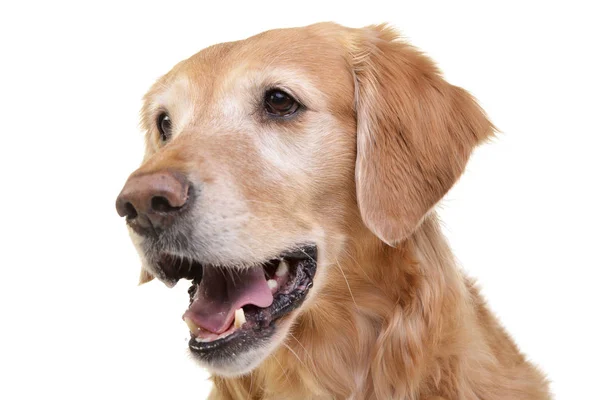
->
[151,196,178,213]
[124,202,138,219]
[117,172,190,223]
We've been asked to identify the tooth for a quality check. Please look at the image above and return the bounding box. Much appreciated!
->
[234,308,246,328]
[184,317,200,333]
[267,279,278,291]
[275,260,289,277]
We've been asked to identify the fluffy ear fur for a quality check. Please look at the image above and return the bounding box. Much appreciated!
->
[351,25,494,245]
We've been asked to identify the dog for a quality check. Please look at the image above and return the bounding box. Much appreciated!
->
[116,22,550,399]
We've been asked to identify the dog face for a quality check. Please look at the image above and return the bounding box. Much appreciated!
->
[116,23,491,377]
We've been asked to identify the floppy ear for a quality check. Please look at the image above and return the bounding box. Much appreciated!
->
[138,268,155,285]
[351,25,494,245]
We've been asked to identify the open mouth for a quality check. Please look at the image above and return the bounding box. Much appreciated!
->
[155,245,317,357]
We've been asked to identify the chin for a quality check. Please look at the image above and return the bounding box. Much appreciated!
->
[198,318,294,377]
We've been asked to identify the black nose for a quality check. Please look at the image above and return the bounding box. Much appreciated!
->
[116,171,190,233]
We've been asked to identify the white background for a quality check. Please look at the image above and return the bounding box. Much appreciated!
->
[1,1,598,399]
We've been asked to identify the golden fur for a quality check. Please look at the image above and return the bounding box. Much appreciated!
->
[131,22,550,399]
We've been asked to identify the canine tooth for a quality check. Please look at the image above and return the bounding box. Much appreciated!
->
[275,260,289,277]
[267,279,278,291]
[234,308,246,328]
[184,317,200,333]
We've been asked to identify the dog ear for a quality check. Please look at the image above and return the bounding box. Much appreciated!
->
[350,25,494,245]
[138,268,155,285]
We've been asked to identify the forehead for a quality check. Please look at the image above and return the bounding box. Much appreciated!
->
[144,24,354,114]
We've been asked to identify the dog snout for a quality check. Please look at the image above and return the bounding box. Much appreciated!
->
[116,170,191,233]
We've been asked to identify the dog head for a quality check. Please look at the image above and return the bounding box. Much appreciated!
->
[116,22,492,377]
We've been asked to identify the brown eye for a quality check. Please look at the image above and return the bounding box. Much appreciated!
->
[264,89,300,117]
[157,113,172,141]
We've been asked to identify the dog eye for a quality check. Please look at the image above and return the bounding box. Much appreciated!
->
[157,113,172,141]
[264,89,300,117]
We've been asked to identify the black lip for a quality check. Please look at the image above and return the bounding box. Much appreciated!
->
[187,244,317,359]
[157,253,203,285]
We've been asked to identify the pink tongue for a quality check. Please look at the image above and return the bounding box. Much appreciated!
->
[183,267,273,334]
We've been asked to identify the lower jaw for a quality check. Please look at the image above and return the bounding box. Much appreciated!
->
[187,319,280,375]
[189,330,279,378]
[187,286,311,353]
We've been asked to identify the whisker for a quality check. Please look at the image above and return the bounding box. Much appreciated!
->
[247,373,253,400]
[342,248,373,284]
[288,333,315,367]
[283,342,307,370]
[335,255,358,309]
[272,355,291,384]
[299,248,316,263]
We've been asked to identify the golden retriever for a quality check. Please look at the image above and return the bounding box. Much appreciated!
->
[116,22,551,399]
